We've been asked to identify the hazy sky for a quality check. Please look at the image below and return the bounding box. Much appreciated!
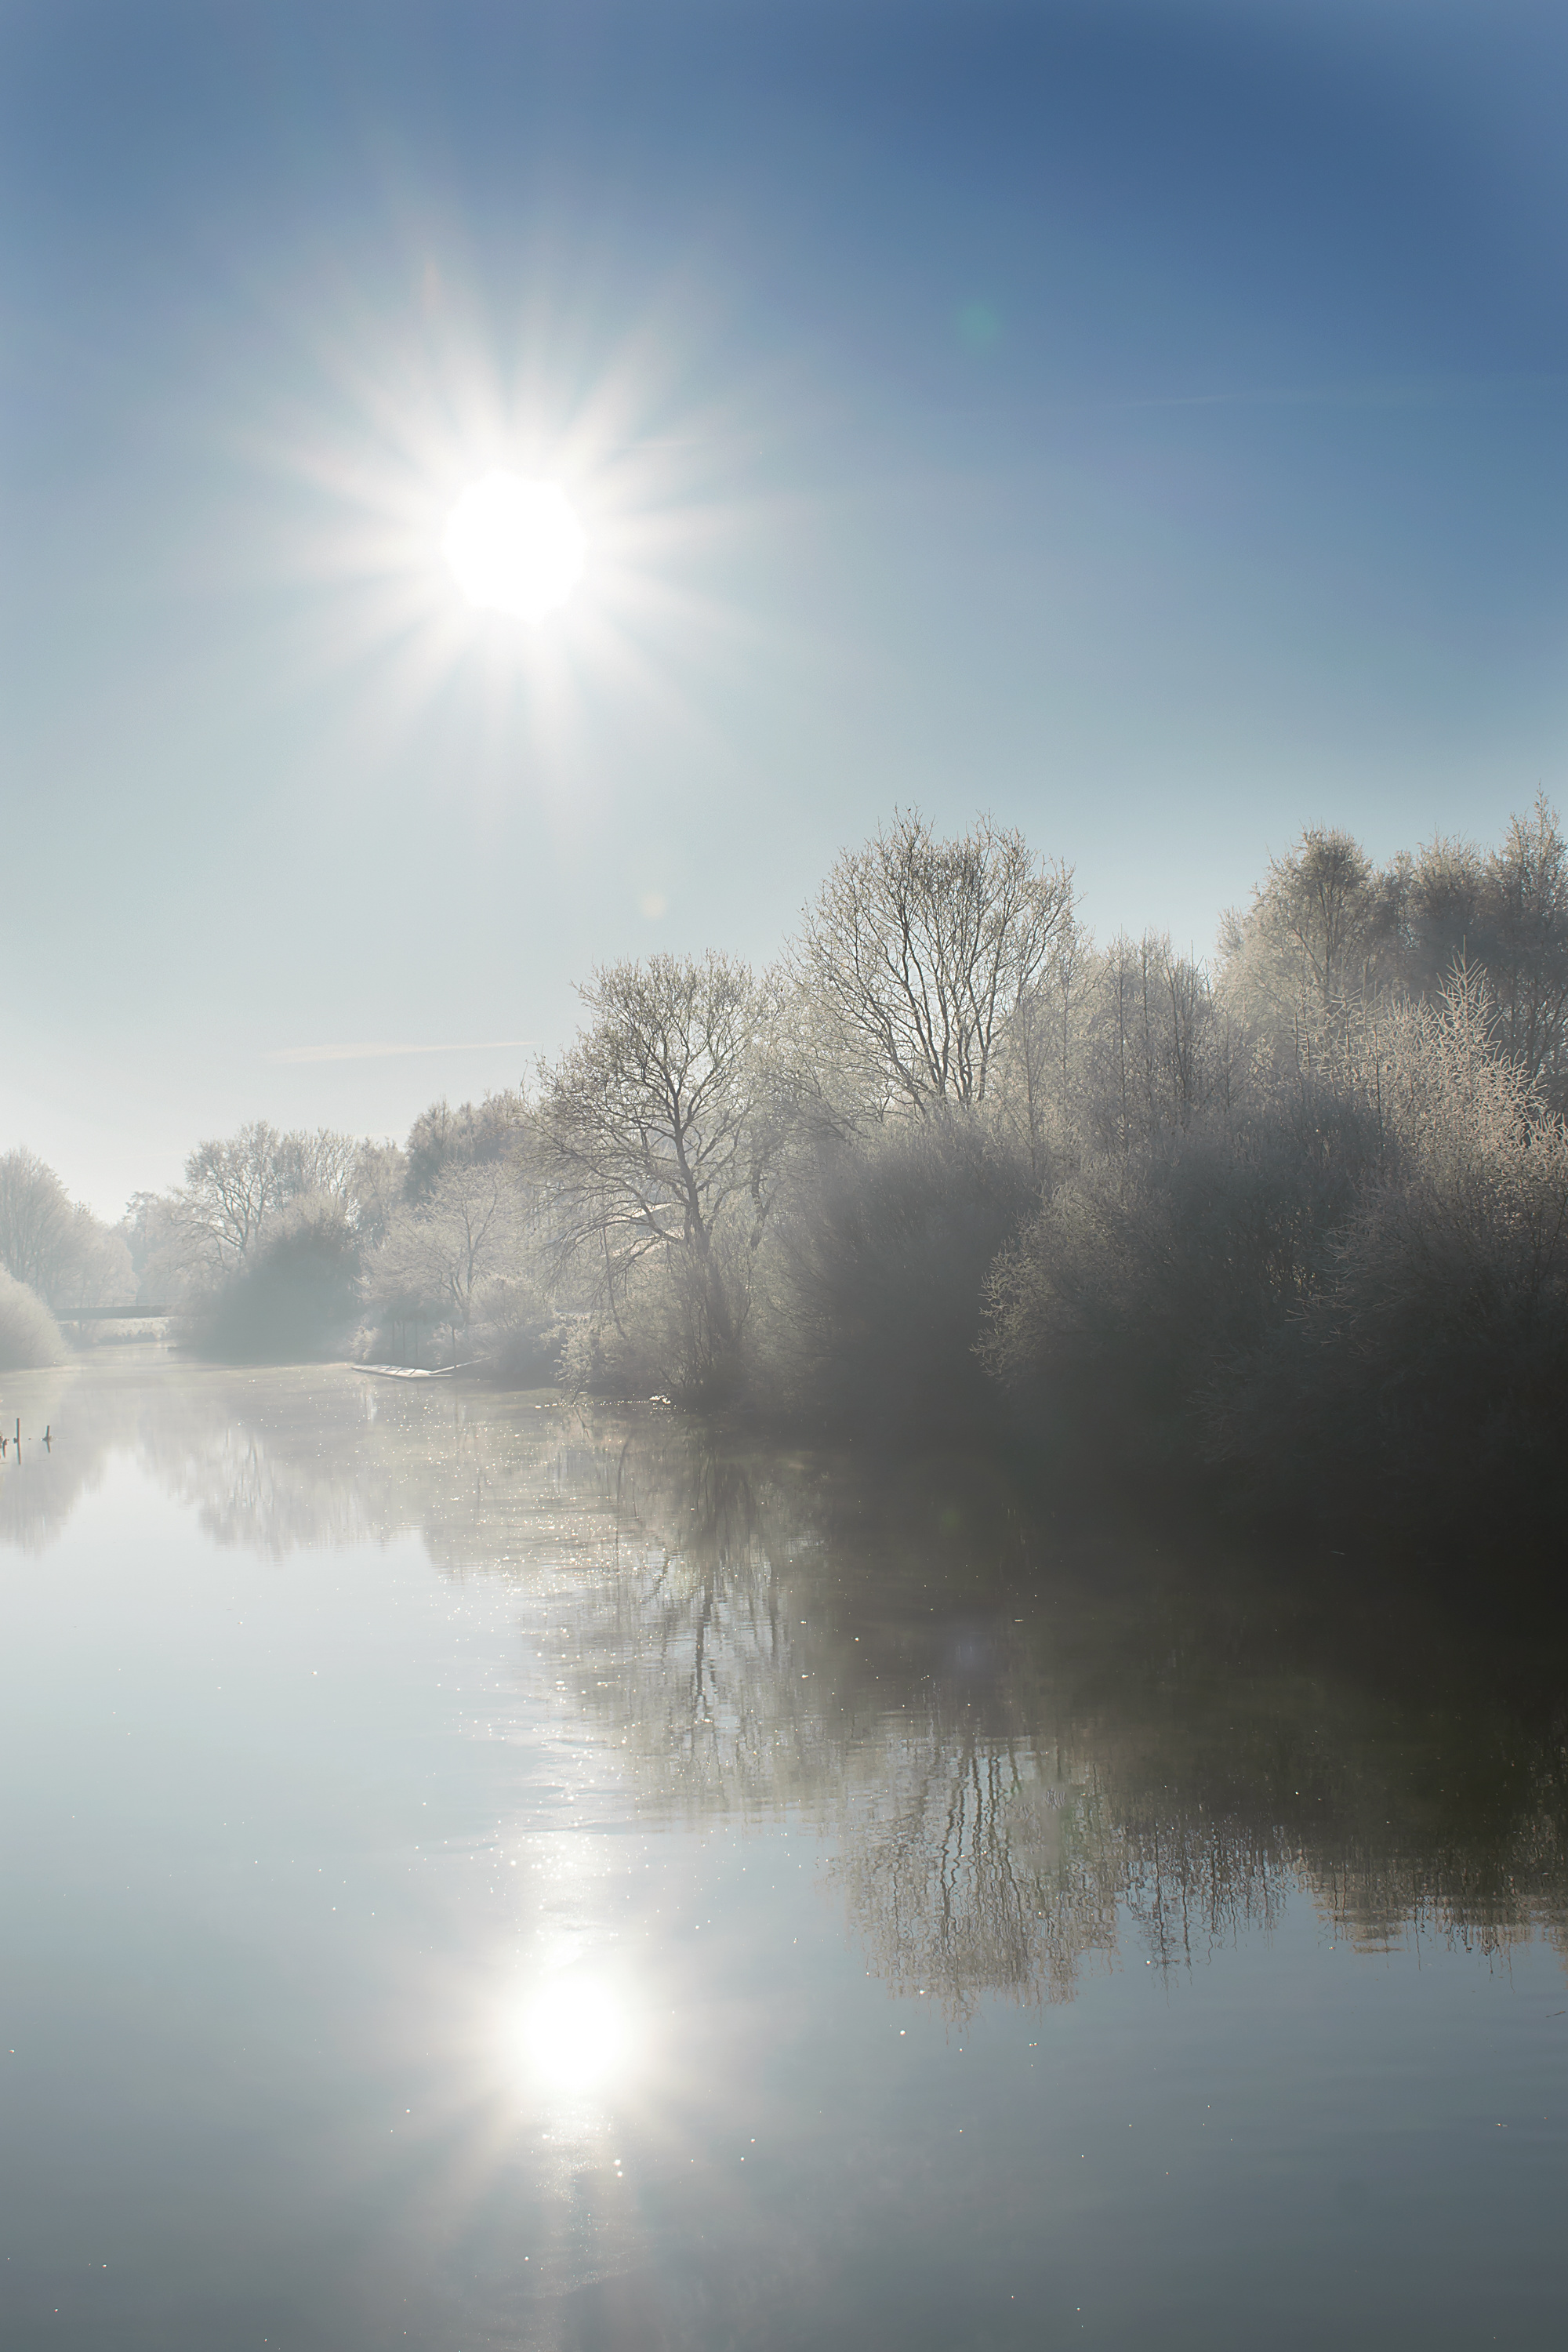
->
[5,0,1568,1216]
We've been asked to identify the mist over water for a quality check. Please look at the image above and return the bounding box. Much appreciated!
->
[2,1352,1563,2349]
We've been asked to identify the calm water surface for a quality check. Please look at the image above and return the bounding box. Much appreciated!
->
[1,1352,1564,2350]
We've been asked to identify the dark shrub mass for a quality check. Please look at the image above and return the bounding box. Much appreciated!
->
[771,1116,1038,1438]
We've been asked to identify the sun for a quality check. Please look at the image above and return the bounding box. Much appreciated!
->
[443,470,587,622]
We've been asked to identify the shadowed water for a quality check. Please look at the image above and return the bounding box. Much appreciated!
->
[2,1351,1564,2350]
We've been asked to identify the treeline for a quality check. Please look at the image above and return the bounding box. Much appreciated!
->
[7,800,1568,1552]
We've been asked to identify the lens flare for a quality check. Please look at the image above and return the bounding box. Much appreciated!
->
[444,471,586,621]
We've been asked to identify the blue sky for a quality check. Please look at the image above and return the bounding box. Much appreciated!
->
[5,0,1568,1214]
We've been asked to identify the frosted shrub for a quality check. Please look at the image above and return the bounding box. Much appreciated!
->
[191,1196,363,1363]
[476,1276,563,1386]
[1214,975,1568,1530]
[0,1269,67,1369]
[1327,983,1567,1466]
[982,1091,1380,1474]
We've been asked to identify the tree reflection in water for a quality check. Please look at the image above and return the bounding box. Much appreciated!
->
[5,1354,1565,2014]
[562,1422,1568,2008]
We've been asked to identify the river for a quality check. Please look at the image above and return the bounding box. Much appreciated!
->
[1,1351,1563,2350]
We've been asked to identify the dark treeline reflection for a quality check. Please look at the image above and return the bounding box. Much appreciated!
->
[564,1425,1568,2009]
[9,1364,1564,2012]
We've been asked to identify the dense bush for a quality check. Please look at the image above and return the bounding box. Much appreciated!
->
[190,1197,363,1363]
[474,1278,564,1385]
[0,1269,67,1370]
[1211,982,1568,1540]
[767,1115,1038,1436]
[980,1087,1382,1477]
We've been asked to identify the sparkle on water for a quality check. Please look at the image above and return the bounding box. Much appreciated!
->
[443,470,586,622]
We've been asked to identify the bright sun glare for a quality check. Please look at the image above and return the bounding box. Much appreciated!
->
[521,1977,628,2093]
[444,470,587,622]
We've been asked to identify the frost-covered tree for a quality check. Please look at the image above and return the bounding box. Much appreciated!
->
[0,1149,78,1298]
[1482,795,1568,1097]
[0,1149,132,1308]
[403,1091,530,1200]
[535,953,779,1392]
[368,1160,526,1363]
[1219,826,1389,1042]
[175,1123,383,1278]
[177,1123,289,1271]
[794,810,1075,1119]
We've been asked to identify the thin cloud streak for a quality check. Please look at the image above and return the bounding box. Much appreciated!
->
[263,1040,532,1065]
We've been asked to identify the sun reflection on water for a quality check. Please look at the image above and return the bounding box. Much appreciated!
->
[520,1975,631,2096]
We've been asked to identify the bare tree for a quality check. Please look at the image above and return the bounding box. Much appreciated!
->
[346,1140,408,1250]
[275,1127,361,1205]
[175,1122,372,1279]
[794,809,1075,1117]
[0,1151,136,1310]
[535,953,779,1377]
[1261,827,1377,1012]
[368,1160,524,1363]
[178,1123,288,1272]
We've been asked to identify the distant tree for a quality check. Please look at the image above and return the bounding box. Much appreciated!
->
[404,1091,530,1200]
[118,1189,200,1306]
[0,1149,78,1299]
[347,1141,408,1250]
[50,1208,135,1312]
[1393,836,1486,1000]
[119,1192,167,1278]
[1076,932,1226,1158]
[793,810,1075,1119]
[275,1127,361,1204]
[0,1150,136,1311]
[990,923,1087,1175]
